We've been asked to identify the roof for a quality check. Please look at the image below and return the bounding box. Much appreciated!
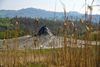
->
[36,25,53,36]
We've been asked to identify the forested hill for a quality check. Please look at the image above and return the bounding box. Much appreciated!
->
[0,18,63,39]
[0,8,100,23]
[0,17,99,40]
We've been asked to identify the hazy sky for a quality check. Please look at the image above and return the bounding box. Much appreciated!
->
[0,0,100,14]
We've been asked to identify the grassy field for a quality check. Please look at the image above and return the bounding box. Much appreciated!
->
[0,16,100,67]
[0,44,99,67]
[0,24,100,67]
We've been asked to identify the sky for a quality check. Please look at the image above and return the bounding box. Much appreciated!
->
[0,0,100,14]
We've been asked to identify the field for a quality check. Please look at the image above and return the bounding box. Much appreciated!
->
[0,34,100,67]
[0,10,100,67]
[0,45,100,67]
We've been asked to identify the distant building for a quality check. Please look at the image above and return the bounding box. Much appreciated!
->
[36,25,53,36]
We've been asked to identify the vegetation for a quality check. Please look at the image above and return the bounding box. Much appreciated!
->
[0,16,100,67]
[0,17,63,39]
[0,0,100,66]
[0,45,99,67]
[0,17,99,40]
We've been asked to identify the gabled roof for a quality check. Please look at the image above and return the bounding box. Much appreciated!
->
[36,25,53,36]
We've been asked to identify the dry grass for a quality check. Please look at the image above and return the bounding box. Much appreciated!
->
[0,3,100,67]
[0,20,100,67]
[0,45,99,67]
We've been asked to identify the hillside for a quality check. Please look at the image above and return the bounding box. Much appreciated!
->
[0,8,100,22]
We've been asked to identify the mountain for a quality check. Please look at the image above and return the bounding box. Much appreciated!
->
[0,8,62,18]
[0,8,100,22]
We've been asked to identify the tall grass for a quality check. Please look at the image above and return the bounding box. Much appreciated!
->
[0,6,100,67]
